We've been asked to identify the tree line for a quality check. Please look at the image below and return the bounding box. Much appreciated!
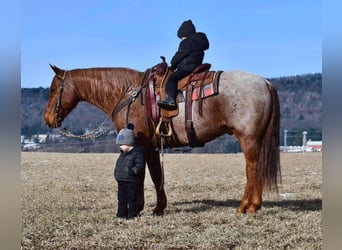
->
[21,73,322,153]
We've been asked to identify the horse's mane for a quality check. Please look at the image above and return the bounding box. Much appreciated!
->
[69,67,143,111]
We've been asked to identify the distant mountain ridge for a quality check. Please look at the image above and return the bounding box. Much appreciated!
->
[21,73,321,152]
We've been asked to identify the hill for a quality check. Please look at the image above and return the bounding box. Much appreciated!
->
[21,73,322,152]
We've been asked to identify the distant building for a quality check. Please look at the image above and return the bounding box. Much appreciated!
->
[21,134,63,151]
[35,134,48,143]
[305,140,322,152]
[281,130,322,153]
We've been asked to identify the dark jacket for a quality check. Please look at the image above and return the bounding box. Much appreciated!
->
[170,32,209,72]
[114,147,145,183]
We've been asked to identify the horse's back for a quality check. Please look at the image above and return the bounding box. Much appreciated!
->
[220,70,270,97]
[215,70,274,135]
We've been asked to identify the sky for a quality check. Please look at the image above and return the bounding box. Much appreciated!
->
[21,0,321,88]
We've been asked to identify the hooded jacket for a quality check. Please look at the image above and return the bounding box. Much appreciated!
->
[171,20,209,72]
[114,146,145,183]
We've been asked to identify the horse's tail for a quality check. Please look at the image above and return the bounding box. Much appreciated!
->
[259,80,281,192]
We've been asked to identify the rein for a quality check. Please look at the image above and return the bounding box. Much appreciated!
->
[109,69,150,123]
[111,86,140,125]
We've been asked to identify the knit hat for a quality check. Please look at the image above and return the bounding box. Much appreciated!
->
[116,123,135,146]
[177,20,196,38]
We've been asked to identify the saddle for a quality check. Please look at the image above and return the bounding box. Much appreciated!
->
[143,57,222,147]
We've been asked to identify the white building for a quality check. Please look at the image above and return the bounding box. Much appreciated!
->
[305,140,322,152]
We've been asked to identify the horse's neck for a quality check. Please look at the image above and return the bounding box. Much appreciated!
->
[71,68,142,116]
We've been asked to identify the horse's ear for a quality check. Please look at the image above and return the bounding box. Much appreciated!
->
[49,64,64,76]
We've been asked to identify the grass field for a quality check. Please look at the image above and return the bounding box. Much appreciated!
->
[21,152,322,249]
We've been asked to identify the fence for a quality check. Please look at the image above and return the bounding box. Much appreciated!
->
[282,129,322,152]
[21,129,322,153]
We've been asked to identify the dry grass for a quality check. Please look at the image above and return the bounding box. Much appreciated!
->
[21,152,322,249]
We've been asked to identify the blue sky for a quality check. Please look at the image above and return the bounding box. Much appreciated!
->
[21,0,321,88]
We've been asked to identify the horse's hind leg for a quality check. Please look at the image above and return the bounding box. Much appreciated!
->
[145,149,167,215]
[237,138,262,213]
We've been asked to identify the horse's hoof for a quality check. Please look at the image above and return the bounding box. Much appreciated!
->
[152,209,164,216]
[246,204,260,213]
[246,207,257,213]
[236,207,246,213]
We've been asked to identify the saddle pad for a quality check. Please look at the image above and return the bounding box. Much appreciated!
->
[181,81,218,101]
[160,71,220,118]
[177,71,215,91]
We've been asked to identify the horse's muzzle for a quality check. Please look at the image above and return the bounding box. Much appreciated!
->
[44,113,59,128]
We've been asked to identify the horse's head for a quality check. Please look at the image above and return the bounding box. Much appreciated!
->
[44,64,79,128]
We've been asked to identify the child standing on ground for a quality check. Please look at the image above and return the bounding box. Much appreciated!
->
[114,123,145,219]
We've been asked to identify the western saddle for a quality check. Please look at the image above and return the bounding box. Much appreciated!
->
[143,56,222,147]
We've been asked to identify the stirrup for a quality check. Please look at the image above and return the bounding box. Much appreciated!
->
[155,118,172,137]
[157,99,177,110]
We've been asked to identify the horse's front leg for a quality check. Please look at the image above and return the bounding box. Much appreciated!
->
[145,148,167,215]
[237,140,262,213]
[137,167,145,214]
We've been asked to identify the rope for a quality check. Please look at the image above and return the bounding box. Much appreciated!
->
[159,136,165,191]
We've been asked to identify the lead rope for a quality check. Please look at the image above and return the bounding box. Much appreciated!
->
[159,136,165,191]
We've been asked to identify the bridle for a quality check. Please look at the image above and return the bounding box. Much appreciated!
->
[53,69,149,140]
[53,70,115,140]
[54,70,67,128]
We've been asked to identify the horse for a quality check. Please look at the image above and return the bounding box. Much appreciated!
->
[44,63,281,214]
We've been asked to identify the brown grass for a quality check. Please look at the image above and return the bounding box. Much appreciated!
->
[21,152,322,249]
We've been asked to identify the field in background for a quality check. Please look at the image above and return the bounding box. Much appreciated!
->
[21,152,322,249]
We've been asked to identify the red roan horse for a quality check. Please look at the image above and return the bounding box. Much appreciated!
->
[44,63,281,214]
